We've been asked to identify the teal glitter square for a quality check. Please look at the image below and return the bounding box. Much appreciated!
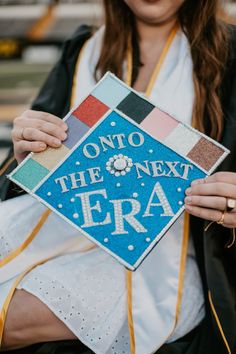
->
[12,158,49,191]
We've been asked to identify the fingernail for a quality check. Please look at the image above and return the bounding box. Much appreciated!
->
[62,124,68,131]
[61,133,67,140]
[185,204,192,210]
[39,143,46,149]
[185,188,192,195]
[191,180,200,186]
[185,196,192,204]
[53,139,61,147]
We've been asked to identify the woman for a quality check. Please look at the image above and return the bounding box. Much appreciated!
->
[0,0,236,353]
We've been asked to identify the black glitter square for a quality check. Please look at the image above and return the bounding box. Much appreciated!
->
[117,92,155,123]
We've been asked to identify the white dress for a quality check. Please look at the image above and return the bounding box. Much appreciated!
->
[17,239,130,353]
[8,195,204,353]
[0,27,205,354]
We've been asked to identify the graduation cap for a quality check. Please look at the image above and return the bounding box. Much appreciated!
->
[8,73,229,270]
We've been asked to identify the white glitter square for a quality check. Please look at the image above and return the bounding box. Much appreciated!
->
[163,124,201,156]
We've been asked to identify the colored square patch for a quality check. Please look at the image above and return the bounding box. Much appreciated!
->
[11,158,49,191]
[32,145,70,171]
[187,138,225,171]
[73,95,109,127]
[64,115,89,149]
[141,108,178,141]
[164,124,201,157]
[92,74,130,108]
[117,92,154,123]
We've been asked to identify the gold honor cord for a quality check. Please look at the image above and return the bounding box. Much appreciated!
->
[145,26,178,98]
[165,212,190,342]
[125,25,179,354]
[0,209,51,268]
[126,270,135,354]
[208,291,232,354]
[0,156,15,177]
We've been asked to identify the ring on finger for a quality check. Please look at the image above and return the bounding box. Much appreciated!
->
[217,210,226,225]
[226,198,236,212]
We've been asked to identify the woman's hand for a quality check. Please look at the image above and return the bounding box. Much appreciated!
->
[12,110,68,164]
[184,172,236,228]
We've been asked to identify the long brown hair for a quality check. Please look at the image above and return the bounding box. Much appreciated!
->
[96,0,230,141]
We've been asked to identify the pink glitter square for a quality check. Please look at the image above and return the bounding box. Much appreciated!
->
[141,107,178,141]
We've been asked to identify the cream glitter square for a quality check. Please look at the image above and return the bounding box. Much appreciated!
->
[32,145,70,170]
[163,124,201,156]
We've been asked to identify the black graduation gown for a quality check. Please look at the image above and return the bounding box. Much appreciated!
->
[0,25,236,354]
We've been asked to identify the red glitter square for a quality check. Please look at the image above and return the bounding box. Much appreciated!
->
[73,95,109,127]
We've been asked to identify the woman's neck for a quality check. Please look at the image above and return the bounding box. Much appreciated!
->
[132,17,178,92]
[136,17,178,64]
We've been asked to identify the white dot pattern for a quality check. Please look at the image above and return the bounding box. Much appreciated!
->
[17,250,129,354]
[0,231,12,260]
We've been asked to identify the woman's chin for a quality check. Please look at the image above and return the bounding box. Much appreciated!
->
[124,0,183,26]
[142,0,162,3]
[135,12,176,26]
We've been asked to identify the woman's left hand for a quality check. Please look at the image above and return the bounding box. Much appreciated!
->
[184,172,236,228]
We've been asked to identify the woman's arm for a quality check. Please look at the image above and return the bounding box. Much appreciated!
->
[1,289,76,350]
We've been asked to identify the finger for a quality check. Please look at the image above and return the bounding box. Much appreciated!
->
[20,127,62,148]
[22,110,68,130]
[185,195,227,211]
[219,223,235,229]
[11,127,24,141]
[185,204,222,222]
[191,172,236,186]
[14,140,47,154]
[39,122,67,141]
[223,212,236,228]
[185,182,236,199]
[185,204,236,227]
[13,118,67,142]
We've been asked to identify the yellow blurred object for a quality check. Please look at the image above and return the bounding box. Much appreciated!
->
[0,39,20,58]
[27,4,56,41]
[0,104,28,122]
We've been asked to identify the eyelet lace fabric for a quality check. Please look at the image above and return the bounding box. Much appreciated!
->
[17,248,130,354]
[0,194,47,261]
[0,230,13,260]
[4,198,205,353]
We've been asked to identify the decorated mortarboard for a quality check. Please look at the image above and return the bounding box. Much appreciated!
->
[8,72,229,270]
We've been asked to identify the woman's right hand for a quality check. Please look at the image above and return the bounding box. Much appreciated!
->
[12,110,68,164]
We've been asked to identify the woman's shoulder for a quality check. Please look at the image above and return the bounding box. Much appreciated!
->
[66,25,93,43]
[61,25,93,59]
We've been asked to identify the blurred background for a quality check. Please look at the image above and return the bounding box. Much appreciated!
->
[0,0,102,165]
[0,0,235,165]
